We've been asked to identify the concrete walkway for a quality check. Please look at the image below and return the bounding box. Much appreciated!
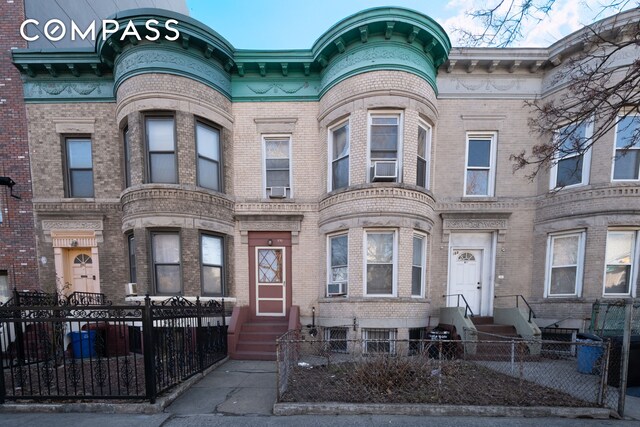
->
[165,359,277,415]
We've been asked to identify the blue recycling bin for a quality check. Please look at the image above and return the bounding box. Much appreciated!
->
[576,333,603,374]
[69,330,97,358]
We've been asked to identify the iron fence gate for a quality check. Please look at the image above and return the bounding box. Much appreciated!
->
[0,292,227,403]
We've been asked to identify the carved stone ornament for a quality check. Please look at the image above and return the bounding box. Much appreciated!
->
[42,220,103,231]
[236,214,303,245]
[440,213,511,243]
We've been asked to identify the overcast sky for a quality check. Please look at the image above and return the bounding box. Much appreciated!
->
[186,0,635,49]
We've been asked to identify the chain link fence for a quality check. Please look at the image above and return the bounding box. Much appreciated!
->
[277,326,617,411]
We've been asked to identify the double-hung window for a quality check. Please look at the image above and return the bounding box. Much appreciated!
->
[329,121,349,191]
[65,137,94,198]
[417,123,431,188]
[369,113,401,182]
[604,230,638,297]
[365,231,396,296]
[263,136,291,198]
[201,234,224,296]
[146,116,177,184]
[324,327,348,353]
[545,231,586,297]
[412,234,426,297]
[612,114,640,180]
[152,232,181,295]
[196,121,222,191]
[550,121,592,189]
[327,233,348,296]
[464,133,496,196]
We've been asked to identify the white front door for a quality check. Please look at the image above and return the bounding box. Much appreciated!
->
[255,247,286,316]
[448,249,483,315]
[69,250,98,294]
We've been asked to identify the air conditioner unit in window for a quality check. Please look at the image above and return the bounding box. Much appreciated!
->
[372,160,397,181]
[125,282,138,297]
[269,186,287,198]
[327,282,347,296]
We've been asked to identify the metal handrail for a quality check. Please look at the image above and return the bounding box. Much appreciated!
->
[442,293,474,318]
[495,294,537,323]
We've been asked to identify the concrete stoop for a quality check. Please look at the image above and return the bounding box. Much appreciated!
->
[272,402,613,419]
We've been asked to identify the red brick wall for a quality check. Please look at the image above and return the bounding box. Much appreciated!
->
[0,0,38,291]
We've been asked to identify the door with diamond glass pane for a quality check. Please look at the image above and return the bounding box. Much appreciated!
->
[255,247,286,316]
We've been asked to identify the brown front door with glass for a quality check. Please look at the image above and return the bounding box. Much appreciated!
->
[248,232,292,319]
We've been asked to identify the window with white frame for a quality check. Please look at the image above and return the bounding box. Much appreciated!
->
[604,230,638,296]
[417,123,431,188]
[612,114,640,180]
[263,136,291,198]
[328,233,348,296]
[152,232,181,295]
[550,121,592,189]
[464,133,496,196]
[65,137,94,198]
[201,234,224,296]
[324,327,348,353]
[362,328,397,354]
[196,121,222,191]
[412,234,426,297]
[146,116,177,184]
[365,231,396,296]
[369,113,401,182]
[330,121,349,191]
[545,231,585,297]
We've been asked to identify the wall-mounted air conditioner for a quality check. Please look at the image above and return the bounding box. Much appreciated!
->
[269,186,287,198]
[125,282,138,297]
[372,160,397,181]
[327,282,347,296]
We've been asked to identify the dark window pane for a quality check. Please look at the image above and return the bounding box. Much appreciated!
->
[124,128,131,187]
[613,150,640,180]
[146,118,175,151]
[331,235,348,267]
[156,265,180,294]
[333,124,349,160]
[371,124,398,151]
[202,266,222,295]
[417,158,427,187]
[266,170,290,187]
[413,236,423,266]
[265,159,289,169]
[332,156,349,190]
[412,266,423,296]
[128,235,137,283]
[466,170,489,195]
[366,264,393,294]
[150,153,177,183]
[550,266,577,295]
[556,155,583,187]
[370,150,397,159]
[70,170,94,197]
[198,158,220,190]
[468,139,491,167]
[68,139,92,168]
[616,116,640,149]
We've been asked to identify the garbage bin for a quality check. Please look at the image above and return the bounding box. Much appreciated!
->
[427,328,451,359]
[69,330,97,358]
[576,332,603,374]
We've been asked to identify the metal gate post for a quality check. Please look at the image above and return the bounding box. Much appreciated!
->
[142,295,157,404]
[618,299,633,417]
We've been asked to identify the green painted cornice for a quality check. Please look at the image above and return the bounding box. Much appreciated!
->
[13,6,451,102]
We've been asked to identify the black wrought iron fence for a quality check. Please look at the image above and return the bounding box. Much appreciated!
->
[0,293,228,404]
[277,327,616,411]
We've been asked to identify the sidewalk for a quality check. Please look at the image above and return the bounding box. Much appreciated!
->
[165,359,277,416]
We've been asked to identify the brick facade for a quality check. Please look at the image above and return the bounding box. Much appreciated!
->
[0,0,37,292]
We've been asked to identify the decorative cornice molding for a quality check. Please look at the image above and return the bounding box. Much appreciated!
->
[23,79,115,103]
[42,219,103,231]
[235,214,304,244]
[440,212,512,243]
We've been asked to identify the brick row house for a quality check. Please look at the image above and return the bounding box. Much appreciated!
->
[7,6,640,358]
